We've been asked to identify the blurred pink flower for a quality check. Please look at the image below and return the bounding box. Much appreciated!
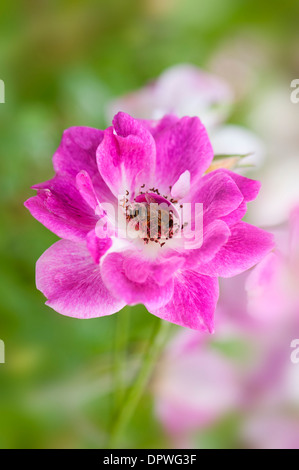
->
[154,207,299,446]
[242,413,299,449]
[107,64,233,128]
[154,329,241,439]
[247,82,299,227]
[248,157,299,227]
[25,112,273,330]
[107,64,265,169]
[246,206,299,321]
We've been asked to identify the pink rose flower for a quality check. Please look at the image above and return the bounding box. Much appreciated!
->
[25,112,273,330]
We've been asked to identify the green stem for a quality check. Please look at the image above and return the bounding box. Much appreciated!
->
[113,308,131,413]
[109,317,170,448]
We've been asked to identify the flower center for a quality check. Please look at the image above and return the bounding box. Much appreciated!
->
[122,189,180,247]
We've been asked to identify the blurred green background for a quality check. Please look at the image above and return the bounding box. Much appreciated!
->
[0,0,298,448]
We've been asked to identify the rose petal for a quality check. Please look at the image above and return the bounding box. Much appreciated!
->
[198,221,275,278]
[96,112,156,197]
[171,170,191,200]
[100,251,174,310]
[86,229,112,264]
[53,126,114,203]
[150,270,219,332]
[190,170,244,225]
[151,115,213,193]
[36,240,125,318]
[25,175,97,241]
